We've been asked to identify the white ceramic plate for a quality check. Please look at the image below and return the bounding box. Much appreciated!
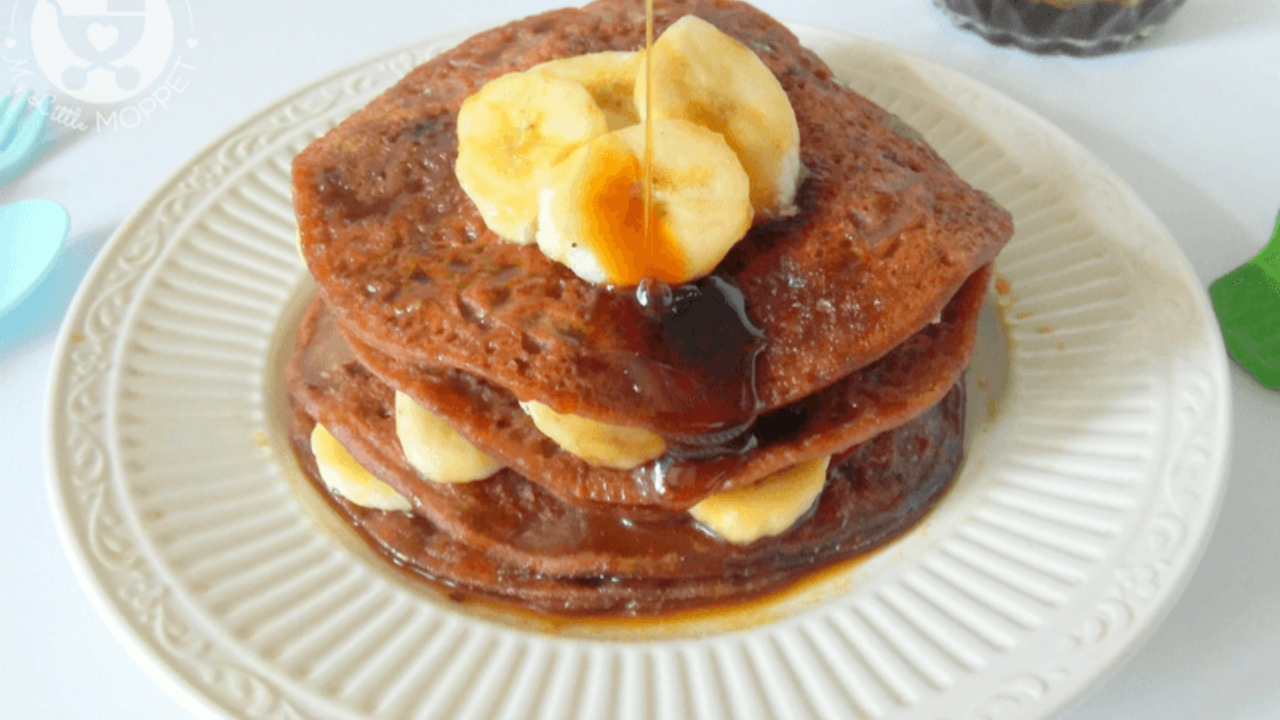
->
[47,24,1230,720]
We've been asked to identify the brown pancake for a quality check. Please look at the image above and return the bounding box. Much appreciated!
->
[287,282,974,576]
[287,379,965,616]
[333,264,991,513]
[292,0,1013,438]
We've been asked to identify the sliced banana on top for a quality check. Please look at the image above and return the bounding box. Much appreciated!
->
[455,71,610,244]
[395,391,503,483]
[520,399,667,470]
[689,456,830,544]
[530,51,642,132]
[536,119,752,286]
[456,18,802,283]
[311,422,413,512]
[637,15,802,219]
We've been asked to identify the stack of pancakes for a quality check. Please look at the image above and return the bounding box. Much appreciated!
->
[287,0,1012,616]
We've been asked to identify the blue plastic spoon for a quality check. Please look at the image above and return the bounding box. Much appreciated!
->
[0,199,71,317]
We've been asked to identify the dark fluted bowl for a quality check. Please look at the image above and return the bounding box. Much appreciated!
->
[934,0,1188,56]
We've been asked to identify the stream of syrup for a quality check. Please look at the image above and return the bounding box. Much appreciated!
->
[571,0,678,286]
[643,0,655,265]
[625,0,766,445]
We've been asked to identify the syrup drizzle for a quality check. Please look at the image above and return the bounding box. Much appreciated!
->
[575,0,674,287]
[643,0,655,270]
[575,140,683,284]
[627,0,766,452]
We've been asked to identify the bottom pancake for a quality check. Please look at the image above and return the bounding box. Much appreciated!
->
[286,381,965,616]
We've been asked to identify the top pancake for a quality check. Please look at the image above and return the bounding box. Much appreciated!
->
[293,0,1013,437]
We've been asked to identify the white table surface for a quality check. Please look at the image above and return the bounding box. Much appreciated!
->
[3,1,1278,718]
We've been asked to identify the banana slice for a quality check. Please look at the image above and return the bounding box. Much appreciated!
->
[535,119,752,286]
[520,399,667,470]
[311,423,413,512]
[637,15,801,219]
[455,71,610,244]
[530,51,642,131]
[395,391,502,483]
[689,456,830,544]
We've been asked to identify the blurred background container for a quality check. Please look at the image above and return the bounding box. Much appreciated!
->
[933,0,1189,56]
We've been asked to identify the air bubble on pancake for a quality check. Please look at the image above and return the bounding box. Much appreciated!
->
[456,295,486,327]
[519,332,547,356]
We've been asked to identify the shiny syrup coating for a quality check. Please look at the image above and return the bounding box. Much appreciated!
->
[631,274,766,438]
[294,0,1013,437]
[329,264,989,513]
[285,0,1004,616]
[576,139,687,286]
[287,373,966,616]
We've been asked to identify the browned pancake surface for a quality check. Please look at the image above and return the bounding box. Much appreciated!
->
[293,0,1012,437]
[338,264,990,512]
[287,379,964,616]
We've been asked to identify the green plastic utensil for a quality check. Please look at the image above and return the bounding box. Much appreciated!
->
[1209,209,1280,389]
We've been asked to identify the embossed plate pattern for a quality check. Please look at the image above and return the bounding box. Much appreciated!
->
[46,25,1229,720]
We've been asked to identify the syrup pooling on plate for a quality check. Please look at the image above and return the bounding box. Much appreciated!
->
[287,343,969,615]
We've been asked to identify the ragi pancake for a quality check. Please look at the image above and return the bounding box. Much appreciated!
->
[286,374,966,616]
[333,264,992,513]
[292,0,1013,438]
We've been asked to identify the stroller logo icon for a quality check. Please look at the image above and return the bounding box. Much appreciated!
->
[29,0,174,105]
